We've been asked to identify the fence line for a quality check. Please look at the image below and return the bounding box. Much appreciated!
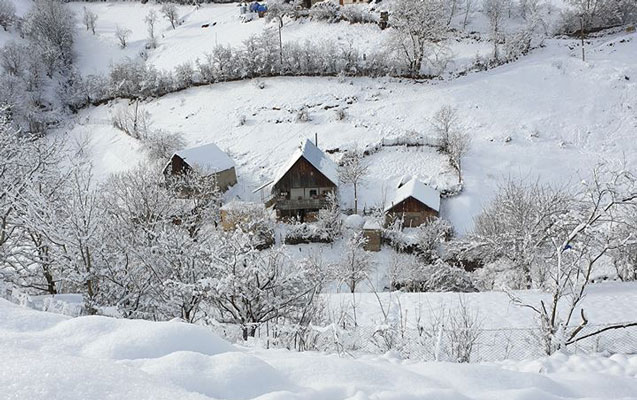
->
[212,321,637,363]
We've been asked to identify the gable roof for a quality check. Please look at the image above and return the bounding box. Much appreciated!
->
[172,143,235,175]
[384,178,440,213]
[272,139,338,187]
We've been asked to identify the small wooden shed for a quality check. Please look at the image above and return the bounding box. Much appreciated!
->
[362,220,382,252]
[384,178,440,228]
[163,143,237,192]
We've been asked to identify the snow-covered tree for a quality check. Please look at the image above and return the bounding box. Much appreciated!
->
[316,192,342,242]
[82,6,98,35]
[334,230,373,293]
[448,128,471,184]
[483,0,508,60]
[339,151,368,215]
[145,10,159,49]
[23,0,75,70]
[204,233,321,339]
[414,217,453,263]
[431,105,460,154]
[509,166,637,354]
[463,0,476,29]
[161,3,179,30]
[1,41,25,76]
[115,25,132,49]
[453,178,572,289]
[389,0,449,76]
[0,0,16,31]
[265,0,299,66]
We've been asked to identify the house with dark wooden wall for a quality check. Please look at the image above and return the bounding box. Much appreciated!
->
[384,177,440,227]
[270,139,338,221]
[163,143,237,192]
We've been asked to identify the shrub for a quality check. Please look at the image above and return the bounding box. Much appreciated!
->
[284,223,332,244]
[309,1,342,23]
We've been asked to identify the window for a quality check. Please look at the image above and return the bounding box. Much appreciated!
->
[309,189,318,198]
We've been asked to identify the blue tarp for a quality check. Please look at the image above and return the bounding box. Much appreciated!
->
[250,2,267,12]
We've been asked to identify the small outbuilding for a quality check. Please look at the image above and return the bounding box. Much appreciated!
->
[163,143,237,192]
[362,219,382,252]
[384,178,440,228]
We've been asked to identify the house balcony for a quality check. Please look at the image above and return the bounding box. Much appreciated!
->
[274,198,328,211]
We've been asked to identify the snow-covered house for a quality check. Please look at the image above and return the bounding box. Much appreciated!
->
[384,178,440,227]
[163,143,237,192]
[270,139,338,221]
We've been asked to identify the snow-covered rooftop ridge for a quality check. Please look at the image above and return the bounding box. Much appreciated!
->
[385,178,440,212]
[272,139,338,187]
[174,143,235,175]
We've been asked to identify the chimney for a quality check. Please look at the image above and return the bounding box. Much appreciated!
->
[315,133,318,147]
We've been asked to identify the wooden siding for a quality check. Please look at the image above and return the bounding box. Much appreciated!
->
[165,155,237,193]
[272,157,336,198]
[385,197,439,228]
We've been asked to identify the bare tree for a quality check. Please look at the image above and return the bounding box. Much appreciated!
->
[112,101,150,139]
[0,0,16,31]
[115,25,132,49]
[145,10,159,49]
[82,6,98,35]
[161,3,179,30]
[339,151,368,215]
[431,105,460,153]
[483,0,507,60]
[448,129,471,184]
[463,0,475,29]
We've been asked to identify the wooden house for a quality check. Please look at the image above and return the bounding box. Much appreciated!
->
[163,143,237,192]
[384,178,440,228]
[270,139,338,221]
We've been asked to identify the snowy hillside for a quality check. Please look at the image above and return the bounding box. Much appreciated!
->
[3,298,637,400]
[64,31,637,232]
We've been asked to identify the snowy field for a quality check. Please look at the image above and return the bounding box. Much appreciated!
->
[63,31,637,233]
[3,298,637,400]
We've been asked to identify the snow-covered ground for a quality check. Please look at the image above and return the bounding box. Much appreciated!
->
[3,298,637,400]
[326,281,637,329]
[63,31,637,233]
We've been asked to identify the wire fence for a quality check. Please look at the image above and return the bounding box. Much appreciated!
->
[212,322,637,363]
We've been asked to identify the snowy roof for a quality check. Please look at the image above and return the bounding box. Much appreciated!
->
[173,143,235,175]
[384,178,440,212]
[363,220,382,230]
[272,139,338,187]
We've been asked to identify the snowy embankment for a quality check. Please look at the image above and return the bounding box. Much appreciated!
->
[2,298,637,400]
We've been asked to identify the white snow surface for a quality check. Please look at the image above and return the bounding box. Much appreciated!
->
[385,177,441,212]
[272,138,339,188]
[60,32,637,232]
[3,298,637,400]
[173,142,235,175]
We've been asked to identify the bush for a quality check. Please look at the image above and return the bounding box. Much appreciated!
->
[393,259,477,293]
[341,4,377,24]
[284,223,333,244]
[309,1,342,23]
[142,129,186,161]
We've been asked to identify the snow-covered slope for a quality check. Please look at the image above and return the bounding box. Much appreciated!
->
[63,32,637,232]
[2,298,637,400]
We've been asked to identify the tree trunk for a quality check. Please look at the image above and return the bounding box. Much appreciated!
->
[580,17,586,62]
[353,182,358,215]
